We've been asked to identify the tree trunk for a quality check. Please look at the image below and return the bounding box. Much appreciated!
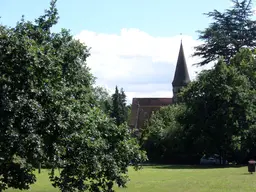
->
[38,162,41,174]
[219,149,222,165]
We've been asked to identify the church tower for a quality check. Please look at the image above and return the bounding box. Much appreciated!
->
[172,41,190,103]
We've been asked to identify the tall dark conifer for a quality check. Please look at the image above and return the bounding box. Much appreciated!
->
[120,88,128,124]
[111,86,121,126]
[110,86,128,126]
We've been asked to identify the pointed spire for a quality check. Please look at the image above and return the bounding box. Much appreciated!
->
[172,41,190,87]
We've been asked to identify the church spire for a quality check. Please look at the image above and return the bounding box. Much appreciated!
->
[172,41,190,103]
[172,40,190,87]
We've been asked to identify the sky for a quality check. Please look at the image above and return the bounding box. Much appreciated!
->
[0,0,242,103]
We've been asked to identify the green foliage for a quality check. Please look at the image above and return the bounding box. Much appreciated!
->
[110,86,128,126]
[49,108,147,192]
[180,49,256,162]
[142,104,188,163]
[93,86,112,115]
[126,104,132,120]
[120,88,128,124]
[229,49,256,158]
[0,1,146,191]
[193,0,256,66]
[93,86,130,126]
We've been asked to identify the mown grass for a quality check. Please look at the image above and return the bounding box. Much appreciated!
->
[4,165,256,192]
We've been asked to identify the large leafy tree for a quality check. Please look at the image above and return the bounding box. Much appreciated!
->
[180,50,256,162]
[142,104,189,163]
[0,1,146,191]
[229,49,256,159]
[193,0,256,66]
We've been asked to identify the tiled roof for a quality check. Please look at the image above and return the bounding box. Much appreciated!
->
[129,97,172,129]
[131,98,172,106]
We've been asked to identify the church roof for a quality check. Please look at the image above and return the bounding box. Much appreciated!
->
[129,98,172,128]
[131,98,172,106]
[172,41,190,87]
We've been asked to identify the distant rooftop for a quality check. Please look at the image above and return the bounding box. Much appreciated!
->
[132,97,172,106]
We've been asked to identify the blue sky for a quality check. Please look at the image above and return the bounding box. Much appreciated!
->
[0,0,237,102]
[1,0,231,37]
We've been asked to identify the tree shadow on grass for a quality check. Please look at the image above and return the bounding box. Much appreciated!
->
[241,173,253,175]
[142,164,246,169]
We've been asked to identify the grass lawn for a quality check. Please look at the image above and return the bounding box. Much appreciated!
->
[4,165,256,192]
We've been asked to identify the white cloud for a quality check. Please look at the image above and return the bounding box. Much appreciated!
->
[75,28,214,104]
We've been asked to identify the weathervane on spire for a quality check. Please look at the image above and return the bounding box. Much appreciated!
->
[180,33,183,42]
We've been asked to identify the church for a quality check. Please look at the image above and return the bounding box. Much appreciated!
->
[129,41,191,130]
